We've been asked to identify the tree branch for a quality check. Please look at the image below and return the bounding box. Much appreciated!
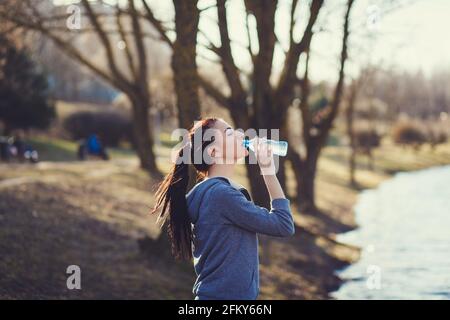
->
[319,0,355,139]
[198,75,231,109]
[299,49,312,147]
[216,0,246,108]
[81,0,130,87]
[275,0,323,103]
[141,0,173,48]
[129,0,148,90]
[0,12,121,91]
[116,7,137,81]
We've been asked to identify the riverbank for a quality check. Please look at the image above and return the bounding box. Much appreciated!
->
[0,137,449,299]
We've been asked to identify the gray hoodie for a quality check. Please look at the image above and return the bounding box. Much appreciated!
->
[186,176,295,300]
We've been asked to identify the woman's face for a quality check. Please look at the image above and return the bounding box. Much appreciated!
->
[209,119,248,163]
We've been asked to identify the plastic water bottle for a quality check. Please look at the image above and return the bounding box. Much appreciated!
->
[243,138,288,157]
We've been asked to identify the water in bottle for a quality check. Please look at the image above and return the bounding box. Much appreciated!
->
[243,138,288,157]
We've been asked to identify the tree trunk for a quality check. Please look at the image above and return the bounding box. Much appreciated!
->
[297,168,316,213]
[245,162,270,208]
[172,0,201,191]
[297,158,318,213]
[346,81,357,187]
[277,157,287,195]
[289,145,319,213]
[172,0,201,130]
[130,95,160,177]
[277,119,289,193]
[349,148,356,186]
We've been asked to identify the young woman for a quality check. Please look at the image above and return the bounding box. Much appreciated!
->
[151,117,295,300]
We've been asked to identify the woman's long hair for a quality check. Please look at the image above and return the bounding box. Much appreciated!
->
[151,118,217,260]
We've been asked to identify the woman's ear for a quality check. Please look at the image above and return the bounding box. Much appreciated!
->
[207,146,214,158]
[206,145,217,164]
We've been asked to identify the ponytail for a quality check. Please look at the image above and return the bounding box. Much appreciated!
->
[151,118,217,260]
[152,146,192,260]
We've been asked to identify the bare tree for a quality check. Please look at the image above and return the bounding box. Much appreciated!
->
[149,0,323,206]
[0,0,162,175]
[345,69,376,186]
[286,0,355,212]
[145,0,356,211]
[201,0,354,211]
[2,0,356,213]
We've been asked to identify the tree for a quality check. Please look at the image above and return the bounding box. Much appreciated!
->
[0,0,160,175]
[288,0,355,212]
[0,34,55,134]
[143,0,203,190]
[345,66,376,186]
[139,0,324,207]
[170,0,353,211]
[146,0,355,211]
[9,0,204,175]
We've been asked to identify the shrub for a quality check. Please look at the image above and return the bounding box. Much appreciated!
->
[63,111,132,147]
[354,128,381,151]
[391,120,427,148]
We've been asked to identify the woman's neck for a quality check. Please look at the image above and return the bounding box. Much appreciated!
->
[207,163,235,180]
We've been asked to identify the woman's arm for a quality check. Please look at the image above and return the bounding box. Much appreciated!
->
[212,183,295,237]
[262,174,285,200]
[211,138,294,237]
[256,138,285,200]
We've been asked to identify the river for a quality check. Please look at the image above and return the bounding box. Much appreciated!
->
[332,165,450,299]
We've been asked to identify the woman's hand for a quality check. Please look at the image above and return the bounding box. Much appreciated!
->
[255,137,276,176]
[254,137,285,199]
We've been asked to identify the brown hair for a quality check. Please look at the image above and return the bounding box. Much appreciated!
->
[151,118,218,260]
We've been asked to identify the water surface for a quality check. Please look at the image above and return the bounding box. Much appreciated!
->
[332,165,450,299]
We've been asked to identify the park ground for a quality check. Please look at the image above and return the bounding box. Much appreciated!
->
[1,112,450,299]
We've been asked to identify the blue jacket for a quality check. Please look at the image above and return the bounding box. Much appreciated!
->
[186,176,295,300]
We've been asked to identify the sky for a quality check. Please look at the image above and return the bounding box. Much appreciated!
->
[53,0,450,82]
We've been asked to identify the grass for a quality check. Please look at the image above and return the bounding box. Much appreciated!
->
[26,136,78,162]
[26,135,143,162]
